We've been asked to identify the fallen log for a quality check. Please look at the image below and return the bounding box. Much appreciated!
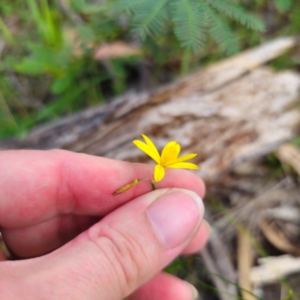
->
[1,37,299,184]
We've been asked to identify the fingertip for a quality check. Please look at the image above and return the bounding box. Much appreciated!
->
[182,220,211,255]
[129,272,198,300]
[147,189,204,249]
[157,168,205,199]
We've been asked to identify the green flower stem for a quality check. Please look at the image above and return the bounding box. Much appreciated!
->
[151,181,156,191]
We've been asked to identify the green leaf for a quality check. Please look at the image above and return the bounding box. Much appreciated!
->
[14,44,69,76]
[208,0,265,32]
[72,0,87,11]
[206,6,239,55]
[26,0,63,47]
[113,0,148,13]
[275,0,293,12]
[131,0,169,39]
[51,74,74,94]
[0,16,14,45]
[15,59,46,75]
[114,0,266,53]
[281,289,294,300]
[171,0,207,52]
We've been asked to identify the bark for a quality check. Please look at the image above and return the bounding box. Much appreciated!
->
[1,37,299,183]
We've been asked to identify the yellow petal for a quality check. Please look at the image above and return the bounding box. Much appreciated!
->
[164,153,197,167]
[166,162,199,169]
[161,141,181,165]
[133,140,161,164]
[141,134,161,162]
[154,164,165,181]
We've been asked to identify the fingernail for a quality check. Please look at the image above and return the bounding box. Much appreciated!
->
[147,189,204,249]
[186,282,199,300]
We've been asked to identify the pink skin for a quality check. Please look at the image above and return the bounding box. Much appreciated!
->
[0,150,209,299]
[129,272,197,300]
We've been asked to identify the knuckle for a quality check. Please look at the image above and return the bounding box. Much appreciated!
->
[88,224,150,292]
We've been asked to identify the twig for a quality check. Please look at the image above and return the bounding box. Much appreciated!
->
[238,231,257,300]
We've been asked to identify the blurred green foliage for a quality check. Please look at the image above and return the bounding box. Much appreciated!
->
[0,0,299,138]
[114,0,265,53]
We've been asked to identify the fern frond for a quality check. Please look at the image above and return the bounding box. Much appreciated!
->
[171,0,207,52]
[114,0,266,53]
[131,0,169,39]
[113,0,147,13]
[206,6,239,55]
[207,0,265,32]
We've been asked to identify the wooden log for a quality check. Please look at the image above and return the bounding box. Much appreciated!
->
[1,37,299,183]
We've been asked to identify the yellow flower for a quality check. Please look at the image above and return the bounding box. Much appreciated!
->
[133,134,199,182]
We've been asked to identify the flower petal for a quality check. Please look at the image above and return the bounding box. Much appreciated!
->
[166,162,199,170]
[164,153,197,167]
[161,141,181,165]
[141,134,161,163]
[133,140,161,164]
[154,164,165,182]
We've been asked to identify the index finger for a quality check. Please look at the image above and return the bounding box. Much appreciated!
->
[0,149,205,228]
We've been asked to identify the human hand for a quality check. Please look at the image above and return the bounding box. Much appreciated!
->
[0,150,209,300]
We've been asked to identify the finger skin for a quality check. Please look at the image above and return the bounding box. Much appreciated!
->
[0,250,5,261]
[2,215,100,257]
[129,272,197,300]
[0,149,205,227]
[182,220,210,255]
[0,188,204,300]
[0,150,205,257]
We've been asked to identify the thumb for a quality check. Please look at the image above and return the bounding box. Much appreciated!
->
[5,188,204,299]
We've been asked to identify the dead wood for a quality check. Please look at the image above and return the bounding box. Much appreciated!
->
[251,255,300,295]
[211,157,300,298]
[238,231,256,300]
[1,37,300,184]
[277,143,300,176]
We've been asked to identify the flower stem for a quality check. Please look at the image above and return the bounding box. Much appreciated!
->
[151,181,156,190]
